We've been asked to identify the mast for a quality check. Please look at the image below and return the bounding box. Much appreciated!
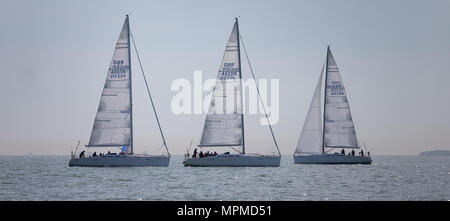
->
[126,14,134,155]
[235,17,245,154]
[322,46,329,154]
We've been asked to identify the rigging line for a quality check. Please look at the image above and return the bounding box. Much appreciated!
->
[350,103,368,152]
[229,146,242,154]
[73,140,80,156]
[130,32,170,156]
[239,33,281,156]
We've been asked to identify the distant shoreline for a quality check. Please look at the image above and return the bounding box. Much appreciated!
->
[419,150,450,156]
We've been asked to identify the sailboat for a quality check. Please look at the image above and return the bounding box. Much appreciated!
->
[69,15,170,167]
[293,46,372,164]
[183,18,281,167]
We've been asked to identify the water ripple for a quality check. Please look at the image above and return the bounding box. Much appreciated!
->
[0,155,448,200]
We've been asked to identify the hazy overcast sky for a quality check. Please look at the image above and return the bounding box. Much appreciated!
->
[1,0,449,155]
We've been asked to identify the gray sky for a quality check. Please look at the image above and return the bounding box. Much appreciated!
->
[1,0,449,155]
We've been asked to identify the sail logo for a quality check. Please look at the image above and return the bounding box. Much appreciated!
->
[328,81,345,96]
[219,63,238,80]
[110,59,128,79]
[171,71,279,125]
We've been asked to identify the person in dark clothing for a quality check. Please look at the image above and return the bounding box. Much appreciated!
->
[93,152,97,157]
[199,151,204,158]
[341,149,345,155]
[79,151,85,158]
[193,148,198,158]
[351,150,355,156]
[361,150,364,156]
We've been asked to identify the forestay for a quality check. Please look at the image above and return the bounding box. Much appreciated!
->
[323,48,358,148]
[199,21,243,147]
[295,65,324,154]
[87,18,132,150]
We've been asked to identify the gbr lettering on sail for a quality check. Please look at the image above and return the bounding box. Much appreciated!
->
[220,62,238,80]
[110,59,129,79]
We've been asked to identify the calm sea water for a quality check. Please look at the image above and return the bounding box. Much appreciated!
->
[0,155,448,201]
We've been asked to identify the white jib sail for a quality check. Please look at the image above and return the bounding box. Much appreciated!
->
[87,18,132,149]
[323,48,358,148]
[295,64,324,154]
[199,21,243,147]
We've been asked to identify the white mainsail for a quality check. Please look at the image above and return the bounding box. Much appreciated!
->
[323,48,358,148]
[295,65,324,154]
[199,21,243,147]
[87,18,132,150]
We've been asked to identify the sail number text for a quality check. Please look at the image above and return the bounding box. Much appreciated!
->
[110,59,128,79]
[328,81,345,96]
[220,62,239,80]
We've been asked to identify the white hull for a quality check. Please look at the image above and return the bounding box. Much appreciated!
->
[69,155,170,167]
[294,154,372,164]
[183,154,280,167]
